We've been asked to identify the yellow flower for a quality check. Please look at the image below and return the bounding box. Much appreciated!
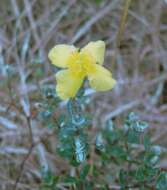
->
[48,41,116,100]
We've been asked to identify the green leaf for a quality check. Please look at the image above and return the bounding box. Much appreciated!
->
[156,172,167,190]
[57,141,74,160]
[92,165,98,177]
[95,133,105,151]
[63,176,78,184]
[119,169,128,187]
[135,166,145,182]
[80,164,91,180]
[143,134,151,151]
[136,166,159,183]
[83,181,94,190]
[105,120,114,131]
[103,129,123,144]
[39,110,52,119]
[133,121,149,132]
[41,169,59,189]
[110,145,126,158]
[94,0,103,4]
[143,151,160,166]
[75,136,87,163]
[57,114,67,128]
[126,112,139,125]
[127,130,140,144]
[125,112,148,132]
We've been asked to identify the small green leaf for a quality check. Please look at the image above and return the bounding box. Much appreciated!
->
[83,181,94,190]
[126,112,139,125]
[119,169,128,187]
[156,172,167,190]
[135,166,145,181]
[95,133,105,151]
[143,134,151,151]
[105,120,114,131]
[80,164,91,180]
[94,0,103,4]
[41,169,59,188]
[63,176,78,184]
[110,145,126,158]
[75,136,87,163]
[127,130,140,144]
[133,121,149,132]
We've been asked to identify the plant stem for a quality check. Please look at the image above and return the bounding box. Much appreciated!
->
[116,0,132,48]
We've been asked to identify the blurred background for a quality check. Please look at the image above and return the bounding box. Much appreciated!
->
[0,0,167,189]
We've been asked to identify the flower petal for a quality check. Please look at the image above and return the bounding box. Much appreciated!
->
[81,41,105,65]
[88,64,116,91]
[48,44,77,68]
[56,70,84,100]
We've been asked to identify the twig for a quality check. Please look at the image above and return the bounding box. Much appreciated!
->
[42,0,76,47]
[31,120,49,173]
[71,0,118,44]
[23,0,48,71]
[104,99,141,122]
[12,117,34,190]
[143,73,167,87]
[11,19,34,189]
[0,146,28,155]
[0,116,18,129]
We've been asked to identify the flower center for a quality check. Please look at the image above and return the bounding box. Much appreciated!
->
[67,51,95,77]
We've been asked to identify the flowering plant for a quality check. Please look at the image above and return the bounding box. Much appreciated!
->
[38,41,167,190]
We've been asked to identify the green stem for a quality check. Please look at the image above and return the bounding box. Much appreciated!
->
[116,0,132,48]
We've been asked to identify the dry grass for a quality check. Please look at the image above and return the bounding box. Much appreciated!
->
[0,0,167,189]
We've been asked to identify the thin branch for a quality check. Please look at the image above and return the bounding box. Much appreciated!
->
[71,0,118,44]
[12,116,34,190]
[0,116,18,129]
[104,99,141,122]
